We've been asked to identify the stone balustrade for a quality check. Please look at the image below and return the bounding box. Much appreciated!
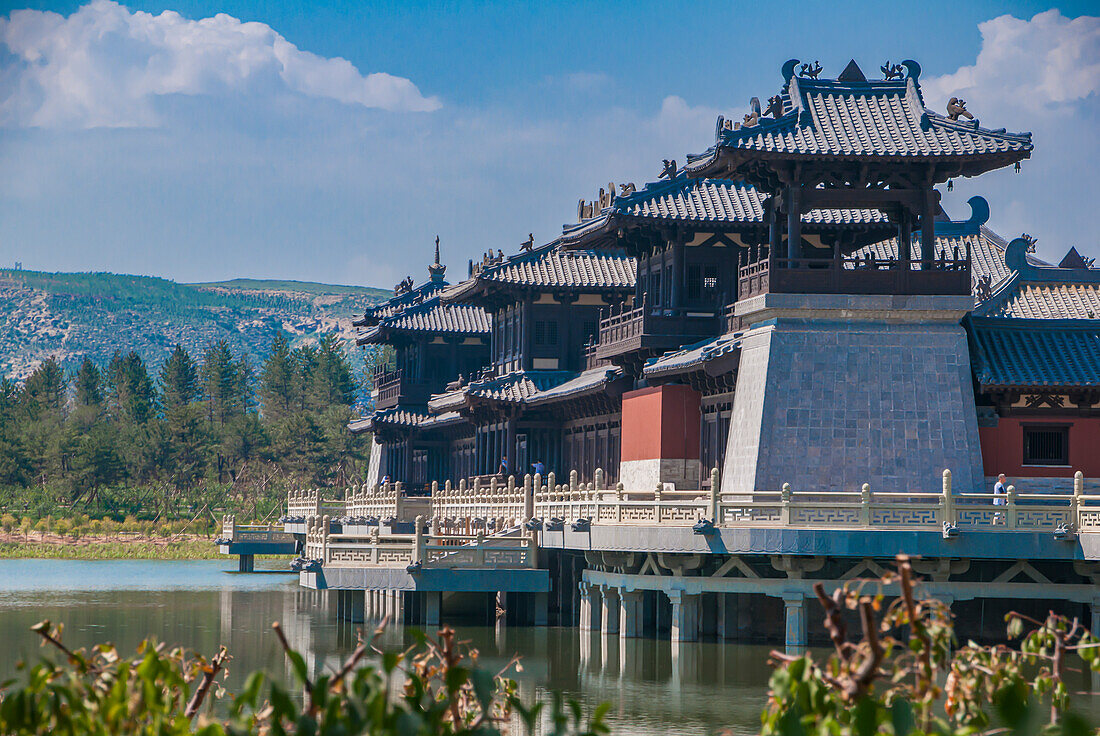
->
[302,514,538,569]
[412,468,1099,535]
[345,481,404,520]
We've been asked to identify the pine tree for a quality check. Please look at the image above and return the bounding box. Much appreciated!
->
[159,345,199,412]
[259,333,296,420]
[201,341,250,425]
[22,357,68,421]
[106,351,157,425]
[0,378,31,486]
[74,357,103,409]
[309,334,357,409]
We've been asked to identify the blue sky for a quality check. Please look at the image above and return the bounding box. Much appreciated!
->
[1,1,1098,288]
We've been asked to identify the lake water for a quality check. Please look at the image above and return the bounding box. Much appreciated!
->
[0,559,772,735]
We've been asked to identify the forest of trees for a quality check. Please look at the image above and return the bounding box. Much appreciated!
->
[0,334,370,521]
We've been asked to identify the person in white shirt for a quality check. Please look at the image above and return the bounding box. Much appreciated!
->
[993,473,1007,523]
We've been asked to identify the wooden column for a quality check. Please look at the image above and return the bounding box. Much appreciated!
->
[921,188,936,268]
[768,197,781,261]
[506,413,517,474]
[898,208,912,265]
[786,184,802,261]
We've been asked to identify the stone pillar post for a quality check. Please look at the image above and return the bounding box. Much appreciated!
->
[619,590,645,638]
[578,583,601,631]
[532,592,549,627]
[600,587,621,635]
[717,593,736,640]
[668,590,700,642]
[424,591,441,627]
[783,593,807,652]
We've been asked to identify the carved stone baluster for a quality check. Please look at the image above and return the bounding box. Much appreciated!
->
[1074,470,1084,530]
[941,469,954,527]
[710,467,720,525]
[1006,485,1018,529]
[780,483,792,526]
[860,483,872,526]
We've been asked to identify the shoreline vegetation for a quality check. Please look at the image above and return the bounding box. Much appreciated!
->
[0,529,224,560]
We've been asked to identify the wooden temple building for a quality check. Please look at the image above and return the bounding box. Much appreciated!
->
[351,59,1100,496]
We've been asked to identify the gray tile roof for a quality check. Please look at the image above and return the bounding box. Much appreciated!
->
[970,319,1100,389]
[358,296,490,344]
[487,246,635,289]
[347,408,467,434]
[973,236,1100,320]
[562,178,889,245]
[980,282,1100,320]
[465,370,574,404]
[441,243,636,302]
[526,366,622,405]
[357,279,447,325]
[687,70,1031,172]
[644,333,743,378]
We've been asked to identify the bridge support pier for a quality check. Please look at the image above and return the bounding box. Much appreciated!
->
[424,591,441,627]
[336,589,364,623]
[533,592,548,626]
[600,587,620,634]
[717,593,735,640]
[620,590,644,638]
[668,590,699,642]
[579,584,601,631]
[783,593,807,652]
[238,554,254,573]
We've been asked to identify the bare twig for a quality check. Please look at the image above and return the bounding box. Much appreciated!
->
[184,647,229,719]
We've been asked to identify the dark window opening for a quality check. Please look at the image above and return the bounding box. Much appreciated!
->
[686,264,703,301]
[1023,426,1069,466]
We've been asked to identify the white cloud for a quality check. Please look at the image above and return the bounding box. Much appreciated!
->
[923,10,1100,114]
[0,0,440,128]
[923,10,1100,263]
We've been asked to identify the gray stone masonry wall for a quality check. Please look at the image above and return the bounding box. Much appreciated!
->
[722,293,985,495]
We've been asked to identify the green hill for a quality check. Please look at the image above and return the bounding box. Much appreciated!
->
[0,268,388,390]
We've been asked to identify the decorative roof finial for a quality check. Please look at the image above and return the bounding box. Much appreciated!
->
[1021,233,1038,254]
[881,61,904,80]
[946,97,973,121]
[659,159,678,180]
[428,235,446,282]
[799,60,822,79]
[520,233,534,252]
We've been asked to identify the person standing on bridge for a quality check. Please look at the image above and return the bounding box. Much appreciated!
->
[993,473,1008,523]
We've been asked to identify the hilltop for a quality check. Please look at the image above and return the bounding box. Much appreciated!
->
[0,268,388,384]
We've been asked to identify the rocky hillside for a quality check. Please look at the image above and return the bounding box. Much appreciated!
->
[0,269,388,385]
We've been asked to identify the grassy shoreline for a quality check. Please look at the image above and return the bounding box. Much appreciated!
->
[0,531,223,560]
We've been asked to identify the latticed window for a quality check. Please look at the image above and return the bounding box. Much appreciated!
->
[1023,425,1069,466]
[686,264,703,301]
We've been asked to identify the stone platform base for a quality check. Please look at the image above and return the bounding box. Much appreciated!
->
[620,458,701,491]
[722,293,985,494]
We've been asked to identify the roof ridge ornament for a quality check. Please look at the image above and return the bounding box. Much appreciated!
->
[659,159,678,180]
[428,235,446,281]
[881,61,905,80]
[837,59,866,82]
[901,60,921,81]
[947,97,974,121]
[799,60,822,79]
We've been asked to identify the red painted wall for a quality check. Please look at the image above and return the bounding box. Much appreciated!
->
[620,385,701,462]
[979,416,1100,478]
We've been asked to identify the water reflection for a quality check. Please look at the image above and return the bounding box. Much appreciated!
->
[5,560,1097,735]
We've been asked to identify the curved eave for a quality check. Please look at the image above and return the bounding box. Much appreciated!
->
[689,147,1032,183]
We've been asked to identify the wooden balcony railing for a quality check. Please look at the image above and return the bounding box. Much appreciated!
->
[737,255,971,301]
[595,295,721,361]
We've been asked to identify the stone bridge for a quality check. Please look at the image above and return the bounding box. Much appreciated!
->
[218,468,1100,647]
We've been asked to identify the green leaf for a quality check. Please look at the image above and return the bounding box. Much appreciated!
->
[890,698,915,736]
